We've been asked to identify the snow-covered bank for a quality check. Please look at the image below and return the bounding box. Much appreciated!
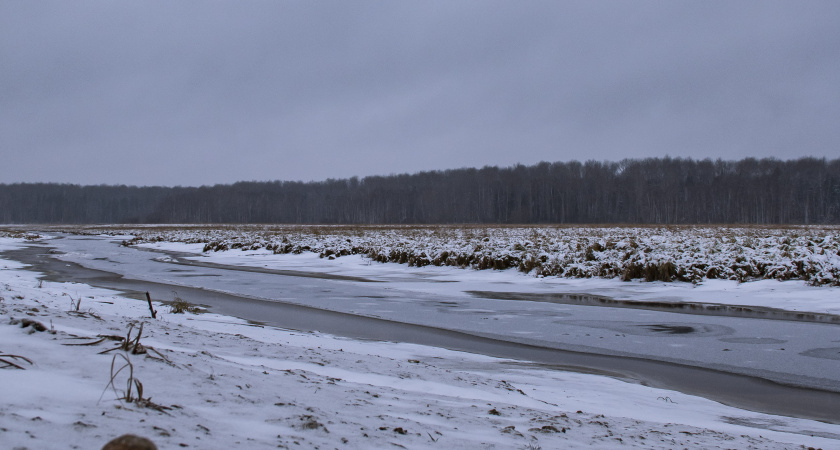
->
[137,240,840,316]
[99,224,840,286]
[2,236,840,449]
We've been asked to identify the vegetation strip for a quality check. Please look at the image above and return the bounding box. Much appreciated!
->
[37,224,840,286]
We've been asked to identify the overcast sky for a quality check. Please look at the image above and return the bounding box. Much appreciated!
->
[2,1,838,186]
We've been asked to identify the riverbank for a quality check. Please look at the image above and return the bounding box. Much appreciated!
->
[2,236,839,449]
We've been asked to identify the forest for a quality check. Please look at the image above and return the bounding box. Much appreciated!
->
[1,157,838,224]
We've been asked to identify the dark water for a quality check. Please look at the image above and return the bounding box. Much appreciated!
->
[5,244,840,425]
[468,290,840,325]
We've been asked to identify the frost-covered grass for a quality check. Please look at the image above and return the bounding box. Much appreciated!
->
[43,224,840,286]
[2,236,840,449]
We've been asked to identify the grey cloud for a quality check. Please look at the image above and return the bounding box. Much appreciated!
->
[1,1,838,186]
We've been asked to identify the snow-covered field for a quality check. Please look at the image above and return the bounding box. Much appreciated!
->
[72,224,840,286]
[2,234,840,449]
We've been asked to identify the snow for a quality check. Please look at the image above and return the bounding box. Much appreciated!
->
[2,236,840,449]
[140,240,840,316]
[106,224,840,285]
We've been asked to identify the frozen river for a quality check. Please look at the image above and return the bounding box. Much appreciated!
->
[5,234,840,422]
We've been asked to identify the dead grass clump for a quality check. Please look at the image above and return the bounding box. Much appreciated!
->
[621,263,644,281]
[64,293,82,311]
[168,292,203,314]
[101,353,170,413]
[71,323,174,367]
[10,317,52,333]
[98,323,147,355]
[102,353,143,403]
[657,261,676,281]
[297,415,329,432]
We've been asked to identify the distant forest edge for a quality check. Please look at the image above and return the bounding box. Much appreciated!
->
[2,157,839,224]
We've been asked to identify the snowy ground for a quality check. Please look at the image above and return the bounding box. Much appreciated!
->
[2,237,840,449]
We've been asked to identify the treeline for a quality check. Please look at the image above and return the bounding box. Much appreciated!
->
[1,157,839,224]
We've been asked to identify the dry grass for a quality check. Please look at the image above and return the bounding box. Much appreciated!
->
[168,292,203,314]
[102,353,143,403]
[0,352,33,370]
[98,323,146,355]
[97,327,172,412]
